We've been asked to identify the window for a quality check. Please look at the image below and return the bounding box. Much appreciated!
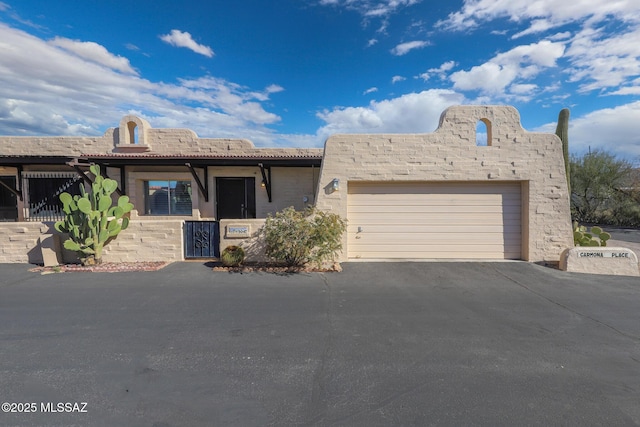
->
[23,172,83,221]
[0,176,18,222]
[144,180,192,215]
[476,119,492,146]
[127,121,139,144]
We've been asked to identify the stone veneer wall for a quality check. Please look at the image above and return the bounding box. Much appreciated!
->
[314,105,574,263]
[1,220,184,264]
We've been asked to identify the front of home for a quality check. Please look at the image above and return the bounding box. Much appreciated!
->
[0,106,574,265]
[0,115,321,263]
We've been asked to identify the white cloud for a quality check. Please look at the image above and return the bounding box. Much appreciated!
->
[537,101,640,160]
[509,83,538,95]
[316,89,465,140]
[317,0,421,18]
[437,0,640,34]
[0,24,282,143]
[367,38,378,47]
[512,19,555,39]
[548,31,572,41]
[391,75,406,84]
[565,25,640,93]
[49,37,138,75]
[160,29,214,58]
[418,60,456,81]
[391,40,429,56]
[363,87,379,95]
[450,40,564,95]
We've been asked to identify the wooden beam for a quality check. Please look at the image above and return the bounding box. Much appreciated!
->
[258,163,272,203]
[185,163,208,202]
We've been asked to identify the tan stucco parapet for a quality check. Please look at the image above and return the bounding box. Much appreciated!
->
[314,105,574,263]
[0,115,323,160]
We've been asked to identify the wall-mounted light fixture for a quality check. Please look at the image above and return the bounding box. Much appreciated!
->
[331,178,340,192]
[261,179,266,188]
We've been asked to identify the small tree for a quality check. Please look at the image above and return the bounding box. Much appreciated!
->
[54,165,133,265]
[261,206,346,267]
[570,150,633,224]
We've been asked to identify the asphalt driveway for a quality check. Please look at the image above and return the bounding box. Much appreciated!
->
[1,262,639,426]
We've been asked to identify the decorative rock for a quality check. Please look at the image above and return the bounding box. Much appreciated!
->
[559,247,639,276]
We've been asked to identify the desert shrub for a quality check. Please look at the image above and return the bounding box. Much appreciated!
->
[221,245,245,267]
[570,150,634,225]
[261,206,346,267]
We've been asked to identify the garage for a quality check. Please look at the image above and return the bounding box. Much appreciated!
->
[347,182,522,260]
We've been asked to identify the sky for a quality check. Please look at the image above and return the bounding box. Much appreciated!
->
[0,0,639,162]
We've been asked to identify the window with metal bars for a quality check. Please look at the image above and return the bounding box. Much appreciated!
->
[23,172,83,221]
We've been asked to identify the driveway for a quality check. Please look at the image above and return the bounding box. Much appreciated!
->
[1,262,639,426]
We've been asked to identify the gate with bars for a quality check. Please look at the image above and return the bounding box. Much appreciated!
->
[183,221,220,259]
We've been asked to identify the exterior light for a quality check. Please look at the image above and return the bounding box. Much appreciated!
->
[332,178,340,192]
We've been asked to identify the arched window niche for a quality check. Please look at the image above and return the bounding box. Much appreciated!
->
[127,121,139,144]
[476,118,492,147]
[116,115,151,152]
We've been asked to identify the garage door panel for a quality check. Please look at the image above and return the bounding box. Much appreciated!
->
[348,245,522,259]
[347,224,522,233]
[349,212,521,223]
[348,196,520,207]
[348,182,520,195]
[348,204,517,214]
[347,182,522,260]
[349,235,518,252]
[348,248,521,260]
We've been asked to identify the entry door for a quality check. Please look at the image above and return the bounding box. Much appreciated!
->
[216,177,256,219]
[0,177,18,222]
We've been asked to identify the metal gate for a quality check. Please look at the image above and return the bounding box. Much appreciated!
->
[184,221,220,259]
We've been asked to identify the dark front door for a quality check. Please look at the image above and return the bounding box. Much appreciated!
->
[0,177,18,222]
[216,177,256,219]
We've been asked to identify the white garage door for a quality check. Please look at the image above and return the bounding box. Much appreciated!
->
[347,182,522,260]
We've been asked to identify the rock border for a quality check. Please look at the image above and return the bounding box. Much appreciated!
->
[212,262,342,273]
[30,261,169,274]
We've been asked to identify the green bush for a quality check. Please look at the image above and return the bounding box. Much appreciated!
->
[220,245,245,267]
[261,206,347,267]
[570,150,634,225]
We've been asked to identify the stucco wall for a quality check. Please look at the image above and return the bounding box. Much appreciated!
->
[219,219,268,262]
[314,105,573,263]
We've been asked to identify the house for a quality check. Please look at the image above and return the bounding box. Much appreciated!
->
[0,105,574,265]
[0,115,322,263]
[314,105,573,263]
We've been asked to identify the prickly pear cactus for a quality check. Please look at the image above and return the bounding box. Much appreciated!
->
[54,165,134,264]
[573,221,611,247]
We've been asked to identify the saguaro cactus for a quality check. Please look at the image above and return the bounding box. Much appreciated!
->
[54,165,133,265]
[555,108,571,194]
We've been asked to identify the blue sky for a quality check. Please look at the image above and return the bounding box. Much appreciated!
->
[1,0,639,161]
